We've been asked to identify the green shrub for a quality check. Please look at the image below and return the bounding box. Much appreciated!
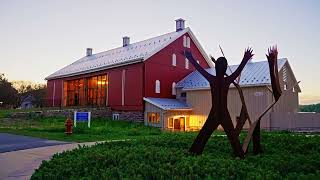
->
[31,132,320,179]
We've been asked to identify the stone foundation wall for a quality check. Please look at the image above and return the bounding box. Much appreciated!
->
[8,108,144,122]
[9,107,112,119]
[112,111,144,122]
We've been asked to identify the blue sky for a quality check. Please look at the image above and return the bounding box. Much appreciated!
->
[0,0,319,104]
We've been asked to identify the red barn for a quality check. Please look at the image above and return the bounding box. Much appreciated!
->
[45,19,212,120]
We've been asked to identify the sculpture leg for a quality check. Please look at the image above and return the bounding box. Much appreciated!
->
[252,120,263,155]
[189,109,219,155]
[222,116,245,159]
[234,106,248,136]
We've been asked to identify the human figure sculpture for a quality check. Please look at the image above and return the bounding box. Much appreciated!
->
[241,46,283,154]
[183,48,254,158]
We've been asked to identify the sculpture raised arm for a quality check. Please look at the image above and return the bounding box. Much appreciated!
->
[227,48,254,83]
[183,50,214,81]
[266,46,282,100]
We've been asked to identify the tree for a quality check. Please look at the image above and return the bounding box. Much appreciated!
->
[300,103,320,112]
[0,74,19,107]
[19,83,47,108]
[12,80,36,94]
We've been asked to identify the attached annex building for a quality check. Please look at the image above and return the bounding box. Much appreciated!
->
[144,59,301,131]
[46,19,300,131]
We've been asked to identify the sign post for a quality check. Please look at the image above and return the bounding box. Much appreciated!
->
[74,111,91,128]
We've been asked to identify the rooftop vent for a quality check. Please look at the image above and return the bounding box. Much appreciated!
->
[86,48,93,56]
[175,18,185,32]
[123,36,130,47]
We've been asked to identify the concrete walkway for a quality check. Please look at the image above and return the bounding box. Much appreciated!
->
[0,141,102,180]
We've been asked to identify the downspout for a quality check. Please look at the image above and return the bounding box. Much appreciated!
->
[52,81,56,107]
[143,61,146,114]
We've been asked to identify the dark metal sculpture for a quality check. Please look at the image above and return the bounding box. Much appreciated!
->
[242,46,283,154]
[184,48,254,158]
[183,46,285,158]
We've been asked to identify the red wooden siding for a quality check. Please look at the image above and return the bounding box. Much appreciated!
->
[107,63,144,111]
[145,32,210,98]
[47,79,63,107]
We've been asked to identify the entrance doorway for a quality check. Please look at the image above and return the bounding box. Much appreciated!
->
[168,116,189,131]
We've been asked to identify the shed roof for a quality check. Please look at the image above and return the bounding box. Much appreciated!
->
[46,28,212,80]
[177,58,291,90]
[143,97,192,111]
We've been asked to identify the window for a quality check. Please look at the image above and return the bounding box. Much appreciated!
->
[168,118,173,128]
[183,36,187,47]
[155,80,160,93]
[185,58,189,69]
[172,82,176,95]
[284,84,287,91]
[293,86,295,92]
[112,113,119,120]
[64,75,108,107]
[172,54,176,66]
[283,66,288,82]
[148,112,160,124]
[186,37,191,48]
[181,92,186,97]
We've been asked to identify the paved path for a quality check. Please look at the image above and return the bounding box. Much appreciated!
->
[0,133,69,153]
[0,141,101,180]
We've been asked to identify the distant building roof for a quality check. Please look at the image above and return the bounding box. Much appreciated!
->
[177,58,289,90]
[46,27,212,80]
[143,97,192,111]
[21,94,35,103]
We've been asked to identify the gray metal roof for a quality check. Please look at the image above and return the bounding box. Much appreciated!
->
[143,97,192,110]
[46,28,190,80]
[177,58,288,90]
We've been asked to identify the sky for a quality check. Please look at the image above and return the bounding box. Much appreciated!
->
[0,0,319,104]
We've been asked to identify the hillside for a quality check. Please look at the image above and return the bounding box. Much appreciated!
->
[299,103,320,113]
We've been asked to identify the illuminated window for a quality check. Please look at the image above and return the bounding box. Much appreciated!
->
[64,74,108,107]
[185,58,189,69]
[148,112,160,124]
[183,36,187,47]
[168,118,173,128]
[172,54,176,66]
[172,82,176,95]
[155,80,160,93]
[284,84,287,91]
[186,37,191,48]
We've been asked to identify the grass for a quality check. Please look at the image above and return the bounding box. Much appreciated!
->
[0,114,163,142]
[31,132,320,179]
[0,108,59,118]
[2,109,320,179]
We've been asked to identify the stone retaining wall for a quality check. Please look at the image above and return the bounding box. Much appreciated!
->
[8,108,143,123]
[112,111,144,122]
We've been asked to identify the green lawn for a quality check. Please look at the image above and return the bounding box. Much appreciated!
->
[0,113,164,142]
[0,108,60,118]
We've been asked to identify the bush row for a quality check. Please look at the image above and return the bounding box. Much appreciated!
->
[32,132,320,179]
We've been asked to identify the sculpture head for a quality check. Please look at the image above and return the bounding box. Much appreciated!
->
[215,57,228,76]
